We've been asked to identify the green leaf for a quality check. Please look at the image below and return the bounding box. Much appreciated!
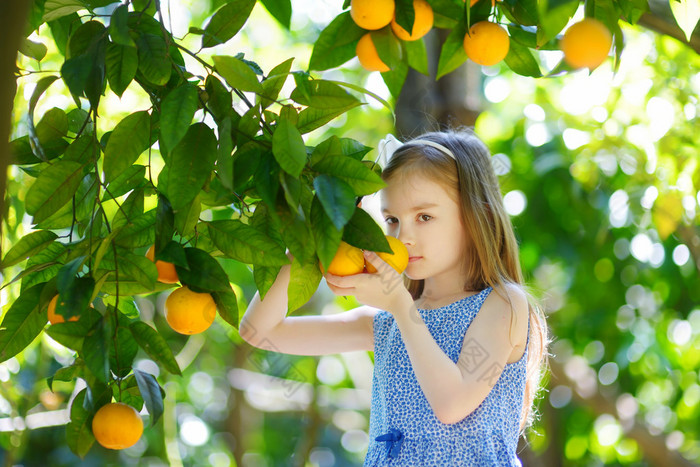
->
[159,84,199,156]
[502,0,539,26]
[0,284,46,363]
[109,309,139,377]
[25,161,84,224]
[260,58,293,109]
[437,21,468,80]
[1,231,58,269]
[342,207,391,252]
[394,0,416,33]
[134,369,164,425]
[287,258,322,313]
[537,0,578,45]
[312,156,386,196]
[48,361,84,391]
[381,59,408,99]
[103,111,151,183]
[205,75,233,121]
[114,210,156,248]
[212,289,239,328]
[310,195,343,272]
[253,264,281,301]
[136,33,171,86]
[213,55,263,93]
[155,194,175,254]
[202,0,256,48]
[174,195,201,237]
[272,118,306,177]
[405,38,429,75]
[104,165,147,200]
[109,4,133,46]
[29,76,60,118]
[129,321,182,375]
[163,123,217,210]
[504,40,542,77]
[117,252,158,290]
[207,219,288,266]
[19,38,48,61]
[35,107,68,145]
[176,248,231,293]
[313,174,356,230]
[296,103,361,134]
[48,13,80,56]
[260,0,292,29]
[309,12,365,71]
[290,80,360,109]
[63,134,98,164]
[43,0,85,22]
[670,0,700,42]
[373,27,403,70]
[66,389,95,459]
[105,42,137,97]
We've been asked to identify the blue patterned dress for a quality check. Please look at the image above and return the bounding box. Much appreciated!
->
[364,287,528,466]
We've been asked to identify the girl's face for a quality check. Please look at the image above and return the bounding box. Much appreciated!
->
[380,174,467,281]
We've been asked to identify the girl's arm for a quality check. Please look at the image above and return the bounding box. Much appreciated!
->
[239,256,377,356]
[389,284,529,425]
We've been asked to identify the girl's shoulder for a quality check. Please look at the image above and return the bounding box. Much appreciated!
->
[480,283,529,349]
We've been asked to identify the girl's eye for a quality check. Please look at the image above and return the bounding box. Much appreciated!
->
[419,214,432,222]
[384,217,397,224]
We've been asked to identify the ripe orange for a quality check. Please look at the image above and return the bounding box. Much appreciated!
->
[47,295,80,325]
[390,0,433,41]
[92,402,143,450]
[366,235,409,274]
[322,241,365,276]
[351,0,395,30]
[164,286,216,335]
[463,21,510,66]
[145,245,179,284]
[356,33,390,72]
[560,18,612,69]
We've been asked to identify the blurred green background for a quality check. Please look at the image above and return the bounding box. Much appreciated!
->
[1,0,699,465]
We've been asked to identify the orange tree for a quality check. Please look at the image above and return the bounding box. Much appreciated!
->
[0,0,698,462]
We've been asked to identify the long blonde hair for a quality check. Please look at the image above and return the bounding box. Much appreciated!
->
[381,128,549,431]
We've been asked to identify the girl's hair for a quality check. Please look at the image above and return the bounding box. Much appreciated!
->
[381,128,550,432]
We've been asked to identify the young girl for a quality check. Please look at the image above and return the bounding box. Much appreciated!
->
[240,129,549,466]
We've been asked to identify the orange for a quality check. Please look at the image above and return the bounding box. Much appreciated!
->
[351,0,395,30]
[321,241,365,276]
[356,33,390,72]
[560,18,612,69]
[47,295,80,325]
[463,21,510,66]
[366,235,409,274]
[390,0,433,41]
[92,402,143,450]
[146,245,179,284]
[164,286,216,335]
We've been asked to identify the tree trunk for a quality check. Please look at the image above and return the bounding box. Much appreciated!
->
[0,1,31,255]
[395,29,482,139]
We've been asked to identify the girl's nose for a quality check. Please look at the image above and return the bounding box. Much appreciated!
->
[396,226,413,246]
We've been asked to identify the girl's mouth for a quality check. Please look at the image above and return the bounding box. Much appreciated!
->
[408,256,422,262]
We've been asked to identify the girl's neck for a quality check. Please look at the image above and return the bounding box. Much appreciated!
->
[416,278,480,310]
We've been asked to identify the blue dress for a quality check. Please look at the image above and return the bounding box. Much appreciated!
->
[364,287,528,466]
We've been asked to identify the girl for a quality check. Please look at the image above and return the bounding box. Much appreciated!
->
[240,129,549,466]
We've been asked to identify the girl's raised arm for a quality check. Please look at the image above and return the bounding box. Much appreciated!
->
[239,254,377,356]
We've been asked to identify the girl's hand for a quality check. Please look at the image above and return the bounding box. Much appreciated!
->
[324,251,411,313]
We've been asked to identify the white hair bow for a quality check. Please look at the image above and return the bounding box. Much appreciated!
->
[376,134,404,169]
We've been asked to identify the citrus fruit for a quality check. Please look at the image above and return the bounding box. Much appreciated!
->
[366,236,409,274]
[322,241,365,276]
[145,245,179,284]
[560,18,612,69]
[356,33,390,72]
[92,402,143,450]
[390,0,433,41]
[164,286,217,335]
[351,0,395,30]
[463,21,510,66]
[47,295,80,325]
